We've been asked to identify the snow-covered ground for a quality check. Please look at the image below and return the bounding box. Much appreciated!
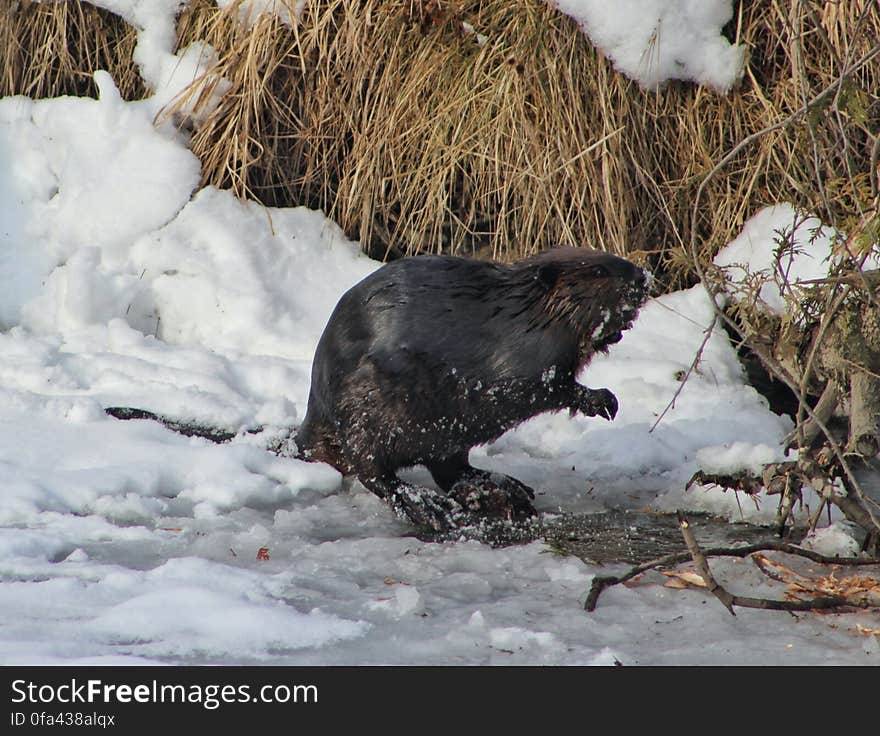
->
[1,2,877,666]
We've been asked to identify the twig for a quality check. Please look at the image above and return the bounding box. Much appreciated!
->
[871,132,880,199]
[799,270,880,288]
[649,314,717,432]
[583,536,879,612]
[808,496,828,535]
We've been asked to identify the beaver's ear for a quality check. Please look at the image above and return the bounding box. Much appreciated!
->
[535,263,561,289]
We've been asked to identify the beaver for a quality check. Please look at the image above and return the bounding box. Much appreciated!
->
[296,247,651,531]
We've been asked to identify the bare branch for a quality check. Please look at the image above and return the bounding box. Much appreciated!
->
[677,512,736,614]
[583,536,879,612]
[677,512,855,614]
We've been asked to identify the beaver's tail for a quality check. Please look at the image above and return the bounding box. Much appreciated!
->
[104,406,263,445]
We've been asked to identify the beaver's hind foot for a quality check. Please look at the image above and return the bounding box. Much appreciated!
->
[388,482,470,531]
[447,470,537,522]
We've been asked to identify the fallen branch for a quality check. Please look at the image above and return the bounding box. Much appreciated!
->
[677,513,854,615]
[583,527,879,612]
[677,512,736,614]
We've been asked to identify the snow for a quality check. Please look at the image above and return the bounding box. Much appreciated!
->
[1,4,877,666]
[800,521,864,559]
[551,0,745,91]
[215,0,305,28]
[86,1,203,112]
[0,72,201,329]
[714,203,880,317]
[713,203,844,314]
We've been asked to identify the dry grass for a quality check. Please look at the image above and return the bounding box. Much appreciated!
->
[0,0,143,100]
[3,0,879,286]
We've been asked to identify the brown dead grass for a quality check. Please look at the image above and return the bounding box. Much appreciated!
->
[3,0,879,286]
[1,0,143,100]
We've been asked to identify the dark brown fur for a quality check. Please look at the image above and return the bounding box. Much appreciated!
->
[297,247,650,530]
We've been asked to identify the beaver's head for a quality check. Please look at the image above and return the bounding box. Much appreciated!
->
[522,247,651,360]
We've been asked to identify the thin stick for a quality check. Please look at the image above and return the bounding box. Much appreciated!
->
[649,314,717,433]
[677,511,856,614]
[808,496,828,535]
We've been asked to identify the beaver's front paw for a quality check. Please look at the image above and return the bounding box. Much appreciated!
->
[573,387,618,421]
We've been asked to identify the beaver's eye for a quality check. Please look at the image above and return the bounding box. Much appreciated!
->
[590,264,610,278]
